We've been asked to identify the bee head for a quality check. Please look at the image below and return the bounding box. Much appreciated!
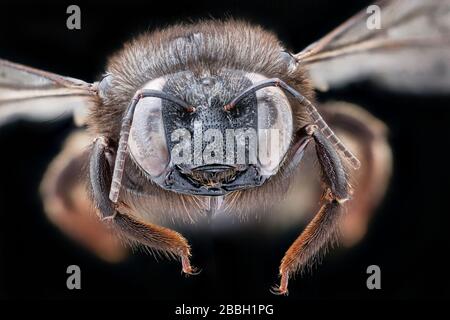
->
[126,70,294,196]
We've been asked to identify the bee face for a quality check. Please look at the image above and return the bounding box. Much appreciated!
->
[127,70,294,196]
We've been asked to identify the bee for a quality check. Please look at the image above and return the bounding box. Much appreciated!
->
[1,0,449,295]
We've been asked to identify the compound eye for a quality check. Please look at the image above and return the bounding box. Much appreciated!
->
[128,78,170,178]
[252,76,293,176]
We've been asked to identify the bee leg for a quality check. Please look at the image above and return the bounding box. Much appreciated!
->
[271,127,349,295]
[89,137,198,275]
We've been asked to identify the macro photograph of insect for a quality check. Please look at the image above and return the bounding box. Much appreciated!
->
[1,0,450,307]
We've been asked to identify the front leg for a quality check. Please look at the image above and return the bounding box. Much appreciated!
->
[272,126,349,295]
[89,137,198,274]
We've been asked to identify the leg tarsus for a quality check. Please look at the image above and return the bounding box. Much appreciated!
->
[270,274,289,296]
[181,255,201,276]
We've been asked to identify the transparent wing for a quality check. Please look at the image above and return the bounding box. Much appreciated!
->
[296,0,450,93]
[0,59,97,126]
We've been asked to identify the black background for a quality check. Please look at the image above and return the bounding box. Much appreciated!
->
[0,0,449,303]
